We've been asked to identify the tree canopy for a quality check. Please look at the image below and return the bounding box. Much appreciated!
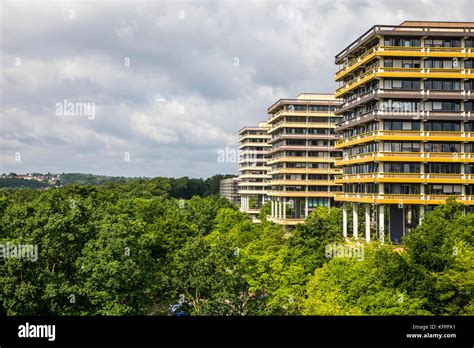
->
[0,184,472,316]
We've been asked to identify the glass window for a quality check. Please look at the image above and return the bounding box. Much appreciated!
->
[393,80,402,88]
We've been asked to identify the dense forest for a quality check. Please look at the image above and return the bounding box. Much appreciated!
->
[0,181,472,315]
[0,174,234,199]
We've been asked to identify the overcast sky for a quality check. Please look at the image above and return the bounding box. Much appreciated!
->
[1,0,473,178]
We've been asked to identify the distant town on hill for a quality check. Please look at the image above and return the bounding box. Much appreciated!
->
[0,172,236,198]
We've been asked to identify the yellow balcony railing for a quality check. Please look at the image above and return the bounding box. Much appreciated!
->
[334,192,474,205]
[336,151,474,165]
[268,191,336,198]
[336,67,474,97]
[336,131,474,149]
[337,173,474,184]
[335,45,474,81]
[270,179,336,186]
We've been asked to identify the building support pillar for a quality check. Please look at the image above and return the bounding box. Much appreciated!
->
[419,205,425,224]
[378,205,385,244]
[271,199,275,218]
[305,197,309,218]
[365,204,371,243]
[342,203,347,238]
[283,198,286,220]
[353,203,359,240]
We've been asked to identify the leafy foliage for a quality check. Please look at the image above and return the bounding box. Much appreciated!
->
[0,185,471,316]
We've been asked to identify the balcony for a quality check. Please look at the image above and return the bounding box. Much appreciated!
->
[266,216,304,225]
[239,142,271,149]
[268,121,336,134]
[267,156,334,165]
[271,179,336,186]
[334,192,474,205]
[336,67,474,98]
[336,110,474,132]
[269,133,340,143]
[239,165,272,172]
[335,130,474,149]
[335,151,474,165]
[267,191,336,198]
[268,168,343,175]
[238,189,268,195]
[336,89,474,116]
[268,109,337,123]
[336,173,474,184]
[239,134,270,142]
[335,45,474,81]
[268,145,336,154]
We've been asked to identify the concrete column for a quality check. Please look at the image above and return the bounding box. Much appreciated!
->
[419,205,425,224]
[407,205,413,233]
[283,198,287,219]
[378,205,385,244]
[271,199,275,217]
[353,203,359,240]
[305,197,309,218]
[365,204,371,243]
[342,203,348,238]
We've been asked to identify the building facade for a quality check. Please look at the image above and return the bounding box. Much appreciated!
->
[334,21,474,243]
[266,93,343,225]
[219,177,241,206]
[238,122,271,222]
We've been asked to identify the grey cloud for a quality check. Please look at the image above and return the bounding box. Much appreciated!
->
[1,0,473,177]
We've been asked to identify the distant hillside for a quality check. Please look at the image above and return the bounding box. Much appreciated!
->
[0,173,236,198]
[59,173,129,186]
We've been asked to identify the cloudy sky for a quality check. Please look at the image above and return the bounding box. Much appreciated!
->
[1,0,473,178]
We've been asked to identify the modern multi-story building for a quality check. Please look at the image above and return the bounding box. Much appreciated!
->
[334,21,474,243]
[220,177,241,206]
[238,122,271,222]
[266,93,343,225]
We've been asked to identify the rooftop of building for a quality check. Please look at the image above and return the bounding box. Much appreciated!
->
[335,20,474,64]
[238,122,270,134]
[267,93,341,113]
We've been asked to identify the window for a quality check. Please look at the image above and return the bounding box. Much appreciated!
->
[384,79,420,90]
[383,142,420,152]
[425,163,461,174]
[384,184,420,194]
[384,163,420,173]
[424,59,456,69]
[385,37,420,47]
[384,120,420,131]
[427,184,461,195]
[425,38,461,47]
[465,102,474,112]
[425,101,460,111]
[465,80,474,91]
[466,165,474,174]
[425,80,460,91]
[384,59,393,68]
[425,121,460,132]
[309,105,329,112]
[383,100,419,112]
[424,143,461,152]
